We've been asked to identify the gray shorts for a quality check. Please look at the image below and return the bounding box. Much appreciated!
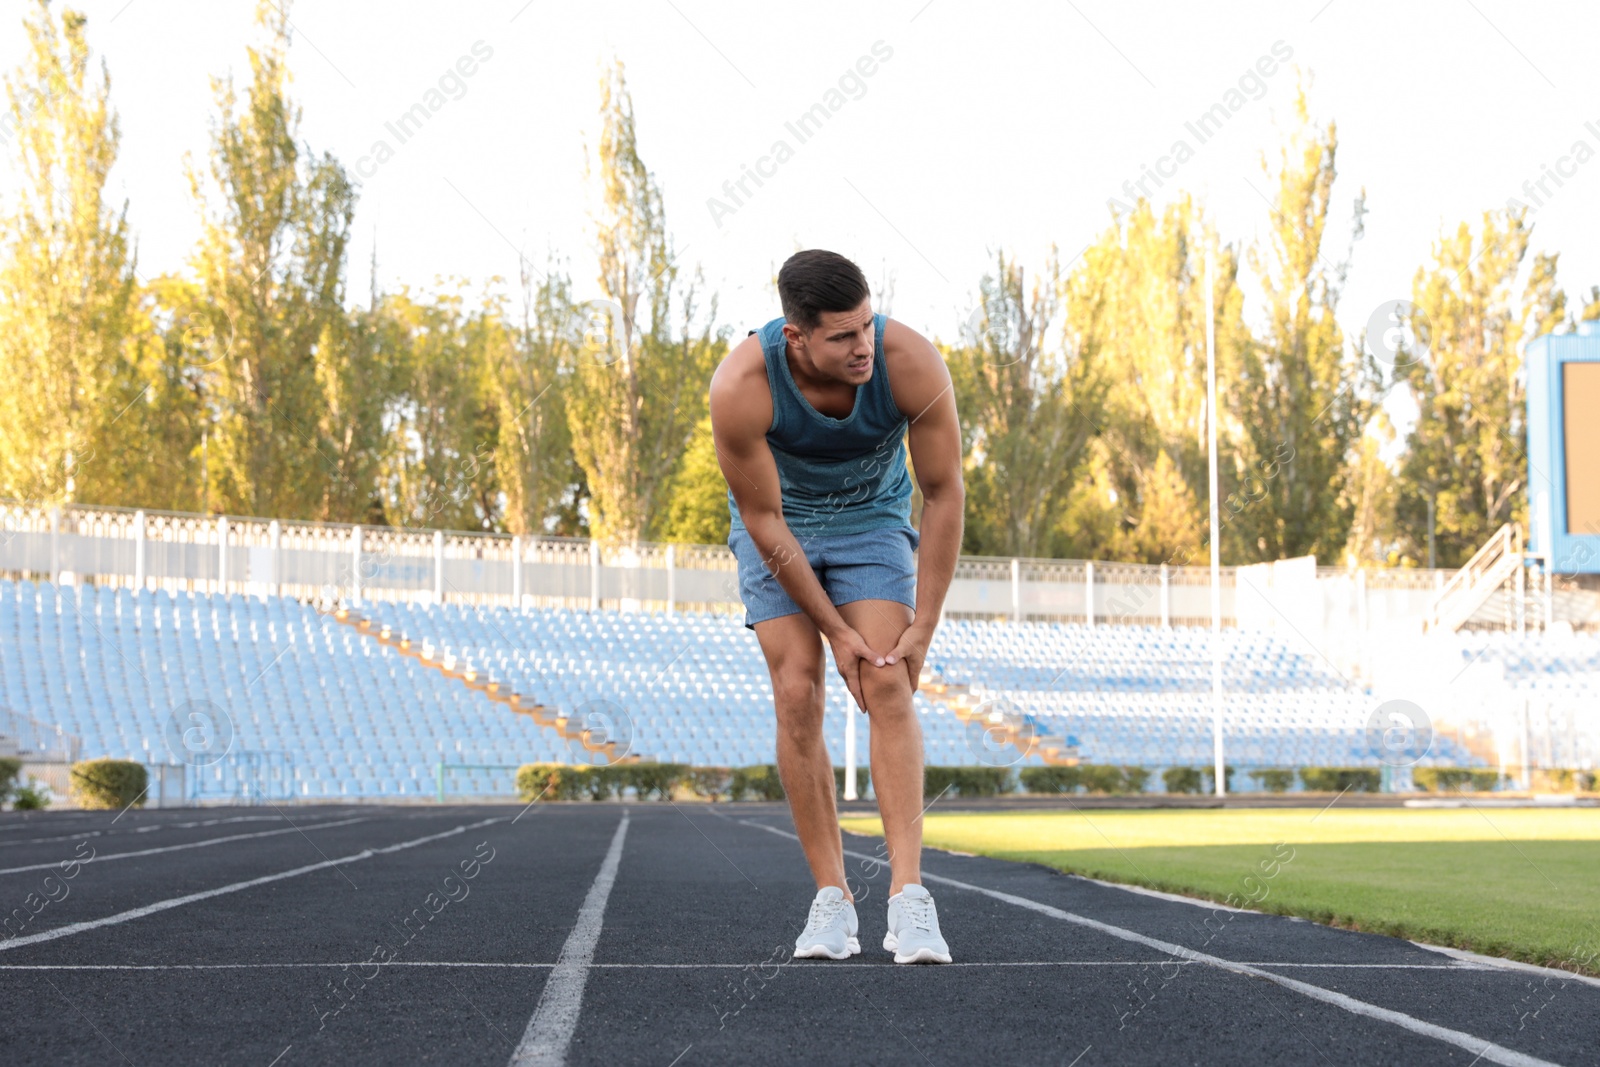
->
[727,525,920,629]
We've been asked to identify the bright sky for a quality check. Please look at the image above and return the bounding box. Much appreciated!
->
[3,0,1598,353]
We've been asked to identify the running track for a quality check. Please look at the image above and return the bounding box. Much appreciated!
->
[0,803,1595,1066]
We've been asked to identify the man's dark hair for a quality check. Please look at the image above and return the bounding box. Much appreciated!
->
[777,250,870,333]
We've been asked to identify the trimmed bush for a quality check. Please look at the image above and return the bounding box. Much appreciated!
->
[577,766,613,800]
[514,763,553,802]
[1020,766,1080,794]
[923,766,960,799]
[924,766,1015,798]
[969,767,1016,796]
[1543,769,1597,793]
[688,767,732,801]
[1163,767,1203,794]
[1079,764,1119,794]
[515,763,584,802]
[1256,769,1295,793]
[629,763,688,800]
[1018,765,1145,795]
[1078,764,1147,794]
[1414,767,1505,793]
[12,778,49,810]
[730,765,785,801]
[1200,765,1234,794]
[69,759,147,810]
[1413,767,1474,793]
[1469,769,1504,792]
[1298,767,1380,793]
[0,756,21,802]
[833,767,872,799]
[517,762,692,801]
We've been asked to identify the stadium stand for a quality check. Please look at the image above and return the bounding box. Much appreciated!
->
[349,600,903,769]
[348,601,1484,778]
[2,578,1522,801]
[1432,629,1600,771]
[1456,629,1600,691]
[922,620,1479,771]
[0,579,568,800]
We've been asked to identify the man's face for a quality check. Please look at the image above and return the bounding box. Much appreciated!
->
[787,299,875,384]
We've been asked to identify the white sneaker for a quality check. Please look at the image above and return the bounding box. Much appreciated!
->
[793,885,860,960]
[884,884,952,964]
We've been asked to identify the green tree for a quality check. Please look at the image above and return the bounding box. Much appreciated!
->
[946,248,1105,557]
[1121,449,1204,563]
[314,264,394,524]
[567,60,724,544]
[484,262,581,537]
[0,1,151,506]
[1395,211,1565,565]
[186,0,363,519]
[373,286,495,531]
[1577,286,1600,323]
[1228,83,1376,563]
[129,274,210,511]
[1050,196,1249,563]
[655,416,731,544]
[1339,412,1400,567]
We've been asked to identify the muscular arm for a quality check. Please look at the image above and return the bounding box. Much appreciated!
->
[881,318,965,684]
[710,336,887,708]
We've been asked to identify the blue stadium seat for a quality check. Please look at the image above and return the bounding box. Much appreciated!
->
[7,581,1580,799]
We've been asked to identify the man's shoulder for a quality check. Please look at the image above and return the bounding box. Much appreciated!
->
[880,316,950,418]
[712,331,770,388]
[880,316,934,360]
[710,332,774,435]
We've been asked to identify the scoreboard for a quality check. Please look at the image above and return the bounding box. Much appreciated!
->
[1527,323,1600,573]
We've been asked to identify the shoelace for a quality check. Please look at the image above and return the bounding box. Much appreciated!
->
[806,897,848,933]
[899,895,935,934]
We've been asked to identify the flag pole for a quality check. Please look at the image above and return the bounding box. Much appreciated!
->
[844,707,858,801]
[1206,245,1226,799]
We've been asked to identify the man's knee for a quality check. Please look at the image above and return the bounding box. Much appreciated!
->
[772,670,824,740]
[860,665,914,716]
[772,667,822,709]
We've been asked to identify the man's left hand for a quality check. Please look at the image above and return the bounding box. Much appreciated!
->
[882,623,934,695]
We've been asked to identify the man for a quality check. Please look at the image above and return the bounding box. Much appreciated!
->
[709,249,963,964]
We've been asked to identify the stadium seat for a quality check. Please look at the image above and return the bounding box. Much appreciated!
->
[4,580,1570,799]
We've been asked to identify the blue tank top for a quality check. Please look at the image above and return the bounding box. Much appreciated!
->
[727,312,913,539]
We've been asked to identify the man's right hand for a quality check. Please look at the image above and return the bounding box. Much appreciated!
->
[827,625,886,713]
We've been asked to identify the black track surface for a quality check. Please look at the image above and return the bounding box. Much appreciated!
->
[1,802,1595,1066]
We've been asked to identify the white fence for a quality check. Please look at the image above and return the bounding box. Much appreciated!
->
[0,704,79,762]
[0,502,1455,638]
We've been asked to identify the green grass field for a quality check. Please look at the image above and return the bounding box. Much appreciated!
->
[838,808,1600,972]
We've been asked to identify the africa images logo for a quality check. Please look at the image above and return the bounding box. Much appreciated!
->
[164,698,235,767]
[1365,699,1433,767]
[706,41,895,228]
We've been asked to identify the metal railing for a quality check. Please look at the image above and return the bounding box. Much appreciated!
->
[0,705,81,762]
[1428,524,1529,633]
[1,500,1468,634]
[186,751,296,805]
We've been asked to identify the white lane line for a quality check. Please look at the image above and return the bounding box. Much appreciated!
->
[0,960,1495,972]
[0,817,503,953]
[1413,942,1600,991]
[509,811,630,1067]
[1,815,308,846]
[1067,872,1254,913]
[0,816,372,875]
[742,820,1564,1067]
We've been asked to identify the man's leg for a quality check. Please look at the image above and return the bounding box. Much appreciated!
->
[752,613,850,899]
[835,599,923,896]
